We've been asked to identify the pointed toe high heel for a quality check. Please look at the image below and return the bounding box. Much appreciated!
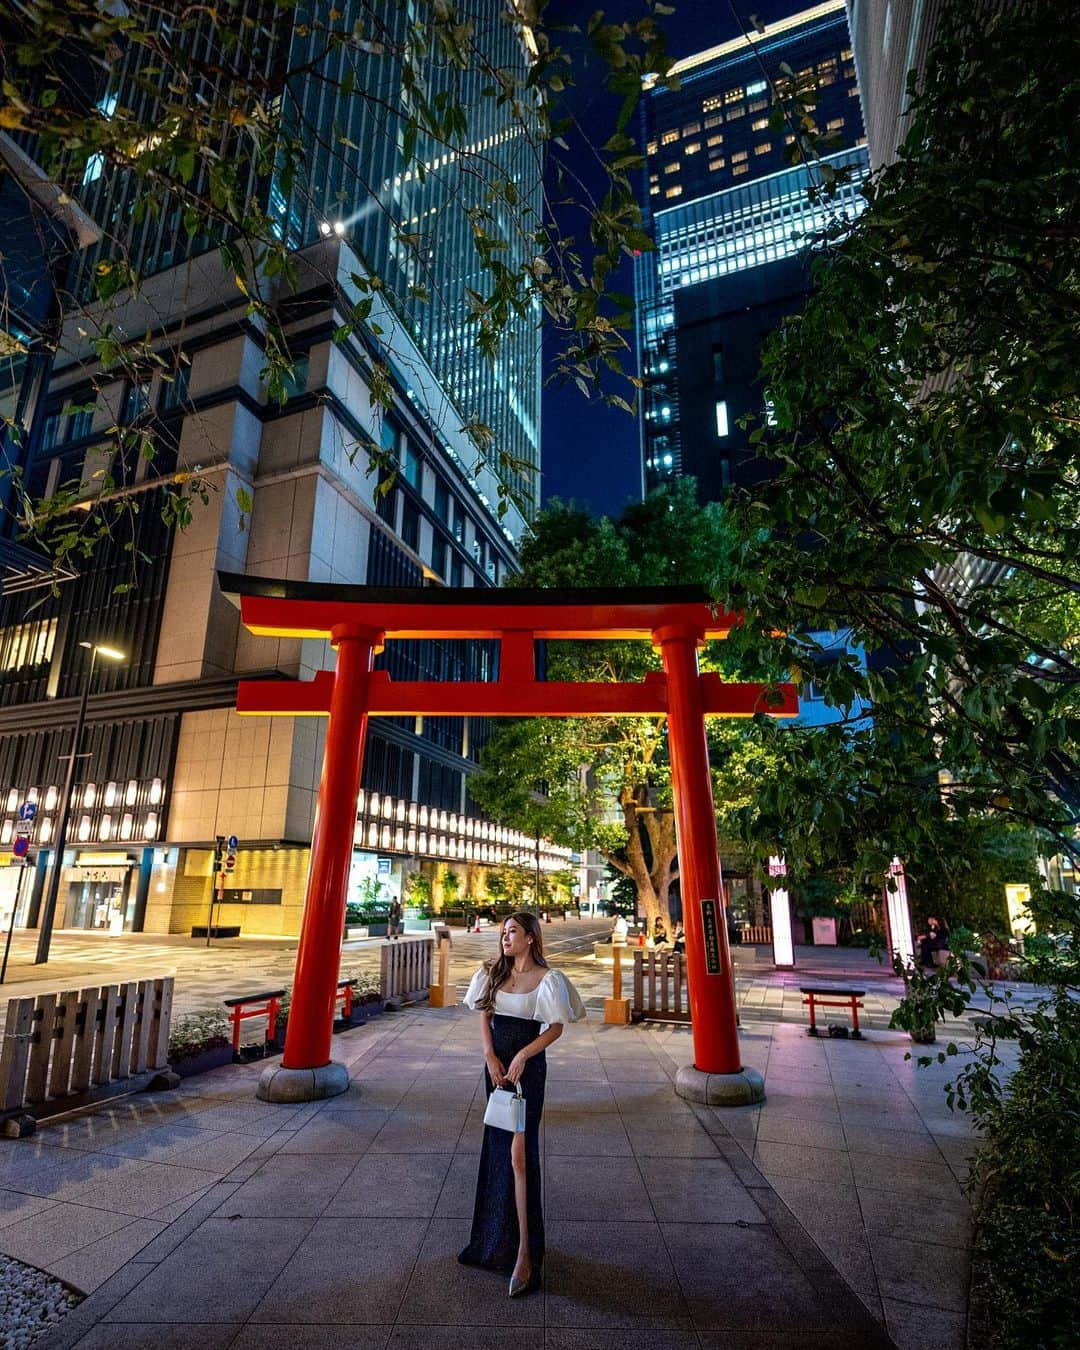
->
[508,1268,533,1298]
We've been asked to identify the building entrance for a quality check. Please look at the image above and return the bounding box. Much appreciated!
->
[63,866,134,932]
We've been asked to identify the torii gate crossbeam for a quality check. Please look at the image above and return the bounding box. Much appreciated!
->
[221,575,797,1105]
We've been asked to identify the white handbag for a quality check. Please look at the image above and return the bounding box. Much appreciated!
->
[483,1082,526,1132]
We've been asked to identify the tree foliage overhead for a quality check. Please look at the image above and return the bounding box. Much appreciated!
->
[468,480,778,927]
[719,0,1080,874]
[0,0,673,562]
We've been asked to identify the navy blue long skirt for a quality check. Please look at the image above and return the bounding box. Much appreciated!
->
[458,1014,546,1274]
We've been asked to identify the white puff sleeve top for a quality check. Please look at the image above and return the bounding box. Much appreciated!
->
[463,966,587,1030]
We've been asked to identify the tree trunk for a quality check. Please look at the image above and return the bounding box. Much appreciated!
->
[603,786,679,937]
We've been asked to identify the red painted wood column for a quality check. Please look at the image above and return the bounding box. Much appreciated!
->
[655,624,742,1075]
[283,625,382,1070]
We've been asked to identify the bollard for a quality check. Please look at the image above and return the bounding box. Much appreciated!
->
[428,933,456,1008]
[603,945,631,1024]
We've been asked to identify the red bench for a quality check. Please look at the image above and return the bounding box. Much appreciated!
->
[800,986,866,1039]
[223,988,286,1057]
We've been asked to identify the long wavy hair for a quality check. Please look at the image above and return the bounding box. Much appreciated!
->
[476,911,549,1010]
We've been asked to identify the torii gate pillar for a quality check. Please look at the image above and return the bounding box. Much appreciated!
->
[657,626,764,1106]
[258,626,381,1102]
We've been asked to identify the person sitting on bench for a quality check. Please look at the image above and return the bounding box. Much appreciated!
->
[917,915,950,968]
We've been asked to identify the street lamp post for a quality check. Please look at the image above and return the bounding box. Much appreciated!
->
[35,641,126,965]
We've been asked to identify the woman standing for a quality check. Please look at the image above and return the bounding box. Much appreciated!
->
[459,911,586,1296]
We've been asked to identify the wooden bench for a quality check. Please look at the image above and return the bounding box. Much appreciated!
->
[800,986,866,1039]
[222,989,286,1057]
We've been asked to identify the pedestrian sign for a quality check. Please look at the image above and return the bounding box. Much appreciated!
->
[17,801,35,822]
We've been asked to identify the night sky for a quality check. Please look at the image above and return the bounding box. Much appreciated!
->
[539,0,805,517]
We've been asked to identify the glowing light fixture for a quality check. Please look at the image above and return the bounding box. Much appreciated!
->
[767,854,794,968]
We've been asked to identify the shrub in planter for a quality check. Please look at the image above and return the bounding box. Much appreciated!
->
[888,954,970,1045]
[966,990,1080,1350]
[168,1010,233,1077]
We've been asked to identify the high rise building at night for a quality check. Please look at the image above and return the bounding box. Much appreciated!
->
[69,1,541,512]
[636,0,868,501]
[0,4,566,942]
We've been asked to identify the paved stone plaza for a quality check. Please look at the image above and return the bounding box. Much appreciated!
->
[0,921,1013,1349]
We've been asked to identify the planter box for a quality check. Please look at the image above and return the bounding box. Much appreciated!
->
[170,1043,233,1079]
[348,999,386,1027]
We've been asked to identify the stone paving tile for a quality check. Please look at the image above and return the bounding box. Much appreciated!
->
[754,1113,847,1152]
[870,1234,971,1313]
[366,1104,469,1153]
[623,1119,719,1158]
[545,1154,655,1222]
[883,1298,968,1350]
[849,1151,964,1202]
[276,1107,391,1155]
[546,1332,698,1350]
[856,1185,973,1248]
[0,1201,145,1266]
[637,1156,767,1225]
[663,1221,841,1332]
[231,1329,390,1350]
[434,1151,480,1218]
[60,1160,214,1218]
[0,1188,57,1229]
[544,1220,693,1330]
[72,1325,241,1349]
[840,1121,942,1162]
[762,1175,878,1314]
[544,1111,634,1157]
[49,1217,167,1294]
[104,1216,315,1323]
[753,1140,854,1185]
[212,1153,355,1218]
[250,1216,427,1325]
[325,1152,452,1217]
[396,1216,545,1328]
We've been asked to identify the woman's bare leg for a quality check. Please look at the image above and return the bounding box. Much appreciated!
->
[510,1131,530,1280]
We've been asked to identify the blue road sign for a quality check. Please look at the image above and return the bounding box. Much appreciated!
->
[17,801,36,822]
[227,834,238,851]
[12,836,29,858]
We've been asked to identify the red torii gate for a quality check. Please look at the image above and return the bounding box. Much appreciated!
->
[221,575,798,1105]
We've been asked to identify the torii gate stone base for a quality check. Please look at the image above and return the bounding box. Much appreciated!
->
[221,575,798,1107]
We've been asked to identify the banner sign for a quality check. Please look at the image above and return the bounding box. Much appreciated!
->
[700,898,722,974]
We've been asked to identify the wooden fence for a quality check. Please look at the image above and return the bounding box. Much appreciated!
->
[380,938,434,1005]
[740,924,773,945]
[0,977,174,1125]
[631,950,691,1023]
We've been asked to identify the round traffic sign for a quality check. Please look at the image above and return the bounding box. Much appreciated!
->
[17,801,36,822]
[225,853,236,869]
[12,836,29,858]
[227,835,238,850]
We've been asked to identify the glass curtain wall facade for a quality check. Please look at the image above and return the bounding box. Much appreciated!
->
[0,5,552,937]
[67,1,541,513]
[636,0,868,493]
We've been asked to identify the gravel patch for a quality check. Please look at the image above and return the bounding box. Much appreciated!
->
[0,1253,81,1350]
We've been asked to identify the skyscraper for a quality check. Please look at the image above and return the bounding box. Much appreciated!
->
[636,0,868,501]
[68,0,542,512]
[0,3,566,942]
